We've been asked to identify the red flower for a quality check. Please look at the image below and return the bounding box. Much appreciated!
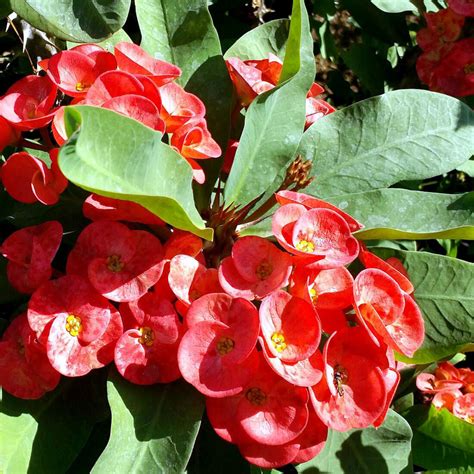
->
[310,326,391,431]
[178,293,260,397]
[115,293,184,384]
[453,393,474,423]
[0,313,60,399]
[218,236,292,300]
[1,149,68,205]
[0,221,62,294]
[0,75,57,131]
[305,83,335,129]
[114,42,181,86]
[259,290,321,363]
[67,221,165,302]
[163,230,203,260]
[449,0,474,16]
[354,268,424,358]
[28,275,123,376]
[83,194,164,225]
[0,116,20,151]
[171,119,221,160]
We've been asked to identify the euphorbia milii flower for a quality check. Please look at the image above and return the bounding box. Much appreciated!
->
[1,149,68,205]
[453,393,474,423]
[310,325,391,431]
[259,290,321,363]
[206,359,309,445]
[67,221,165,302]
[218,236,292,300]
[83,194,164,225]
[0,116,20,151]
[115,293,184,384]
[0,313,60,399]
[305,83,335,129]
[449,0,474,16]
[114,42,181,86]
[0,75,57,130]
[1,220,62,294]
[354,268,424,358]
[171,119,221,159]
[28,275,123,377]
[178,293,260,397]
[163,230,203,260]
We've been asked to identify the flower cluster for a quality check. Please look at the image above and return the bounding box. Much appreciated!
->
[417,361,474,423]
[416,0,474,97]
[0,42,220,190]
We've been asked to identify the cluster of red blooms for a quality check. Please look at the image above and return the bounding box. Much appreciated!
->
[222,54,335,173]
[417,361,474,424]
[0,185,425,467]
[0,42,221,189]
[416,0,474,97]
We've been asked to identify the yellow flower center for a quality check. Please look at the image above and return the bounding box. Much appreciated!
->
[75,82,86,92]
[107,254,125,273]
[216,336,235,355]
[255,259,273,280]
[65,315,83,337]
[138,326,155,347]
[246,387,267,406]
[309,287,318,303]
[296,239,315,253]
[271,332,287,352]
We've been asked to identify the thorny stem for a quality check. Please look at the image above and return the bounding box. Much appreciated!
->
[19,139,49,151]
[6,16,37,73]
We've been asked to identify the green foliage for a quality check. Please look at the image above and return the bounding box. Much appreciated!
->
[59,106,212,240]
[224,0,315,207]
[404,405,474,470]
[10,0,131,42]
[297,410,412,473]
[92,370,204,474]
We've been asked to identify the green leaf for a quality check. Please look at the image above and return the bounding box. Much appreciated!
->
[404,405,474,470]
[328,190,474,240]
[224,0,315,207]
[59,106,212,240]
[0,0,12,19]
[371,0,415,12]
[457,159,474,177]
[68,28,132,52]
[372,249,474,364]
[10,0,131,43]
[92,370,204,474]
[224,19,290,60]
[297,410,412,473]
[299,90,474,199]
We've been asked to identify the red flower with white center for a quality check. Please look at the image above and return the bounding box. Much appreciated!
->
[310,326,390,431]
[449,0,474,16]
[171,119,221,160]
[28,275,123,377]
[0,221,62,294]
[168,254,222,306]
[206,359,309,445]
[0,313,60,399]
[178,293,260,397]
[290,265,354,311]
[158,82,206,133]
[67,221,164,302]
[272,203,359,269]
[83,194,164,225]
[218,236,292,300]
[1,149,68,205]
[259,290,321,363]
[39,48,116,97]
[0,75,57,131]
[115,293,184,384]
[354,268,424,358]
[114,42,181,86]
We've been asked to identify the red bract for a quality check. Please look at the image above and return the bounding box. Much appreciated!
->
[158,82,206,133]
[222,139,238,174]
[164,230,203,260]
[168,254,221,306]
[246,54,283,84]
[28,275,123,376]
[114,42,181,86]
[206,360,309,445]
[1,149,68,205]
[272,203,359,269]
[218,236,292,300]
[354,268,425,358]
[178,293,260,397]
[40,49,116,97]
[171,119,221,159]
[0,313,60,399]
[424,8,464,46]
[1,221,62,294]
[453,394,474,423]
[0,75,57,131]
[449,0,474,16]
[115,293,183,384]
[0,116,20,151]
[305,83,335,129]
[239,439,300,469]
[83,194,164,225]
[259,290,321,363]
[310,326,390,431]
[67,221,164,302]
